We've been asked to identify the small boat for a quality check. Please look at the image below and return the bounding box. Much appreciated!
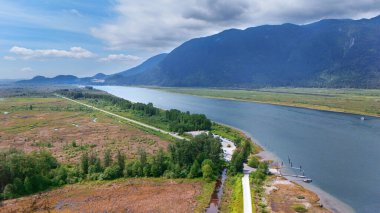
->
[303,178,312,183]
[361,116,365,121]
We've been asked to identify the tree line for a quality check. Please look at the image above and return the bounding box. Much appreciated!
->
[57,89,211,132]
[0,133,223,200]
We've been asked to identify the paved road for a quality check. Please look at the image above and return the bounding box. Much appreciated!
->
[55,94,186,140]
[242,173,253,213]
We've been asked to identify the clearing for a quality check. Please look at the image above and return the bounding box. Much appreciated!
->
[1,178,212,213]
[0,97,171,163]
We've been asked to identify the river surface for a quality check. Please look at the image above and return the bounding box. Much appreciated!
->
[95,86,380,213]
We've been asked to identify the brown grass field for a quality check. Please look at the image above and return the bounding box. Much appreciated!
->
[1,178,209,213]
[0,97,170,163]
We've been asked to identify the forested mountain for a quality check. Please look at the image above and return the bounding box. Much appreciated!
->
[19,15,380,88]
[121,15,380,88]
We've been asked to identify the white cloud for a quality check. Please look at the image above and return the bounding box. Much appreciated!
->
[21,67,33,72]
[10,46,95,59]
[91,0,380,53]
[3,56,16,61]
[99,54,141,62]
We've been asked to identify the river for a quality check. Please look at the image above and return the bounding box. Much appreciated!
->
[95,86,380,213]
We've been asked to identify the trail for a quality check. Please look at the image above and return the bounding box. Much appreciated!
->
[54,94,186,140]
[242,173,253,213]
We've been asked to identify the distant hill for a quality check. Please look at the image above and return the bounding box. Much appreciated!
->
[18,75,81,84]
[18,54,167,85]
[20,15,380,88]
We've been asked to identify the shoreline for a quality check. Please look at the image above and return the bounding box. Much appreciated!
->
[93,86,357,212]
[217,123,355,213]
[157,88,380,119]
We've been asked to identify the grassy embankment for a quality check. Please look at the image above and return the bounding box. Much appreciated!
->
[220,175,243,213]
[159,87,380,117]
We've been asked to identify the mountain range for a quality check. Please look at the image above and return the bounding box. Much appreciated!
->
[19,15,380,88]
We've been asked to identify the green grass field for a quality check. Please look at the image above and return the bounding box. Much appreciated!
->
[159,87,380,117]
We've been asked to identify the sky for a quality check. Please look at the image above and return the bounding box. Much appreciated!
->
[1,0,380,79]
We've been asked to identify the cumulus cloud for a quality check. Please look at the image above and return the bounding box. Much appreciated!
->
[183,0,250,23]
[3,56,16,61]
[92,0,380,52]
[21,67,33,72]
[99,54,141,62]
[10,46,95,59]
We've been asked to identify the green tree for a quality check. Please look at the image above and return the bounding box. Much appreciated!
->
[137,148,147,166]
[230,149,244,174]
[202,164,214,181]
[80,153,89,174]
[24,176,33,193]
[116,150,125,173]
[103,149,112,168]
[188,160,201,178]
[132,161,142,177]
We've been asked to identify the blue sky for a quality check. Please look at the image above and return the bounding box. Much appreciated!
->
[1,0,380,79]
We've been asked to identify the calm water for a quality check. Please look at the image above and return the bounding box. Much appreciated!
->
[95,86,380,213]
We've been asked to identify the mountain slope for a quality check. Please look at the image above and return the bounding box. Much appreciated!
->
[115,53,167,77]
[122,15,380,88]
[105,53,167,84]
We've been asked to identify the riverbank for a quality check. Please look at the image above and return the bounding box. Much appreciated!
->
[209,122,352,213]
[156,87,380,118]
[240,130,355,213]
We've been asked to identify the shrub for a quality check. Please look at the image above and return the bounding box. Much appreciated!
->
[101,165,121,180]
[292,204,308,213]
[248,156,259,168]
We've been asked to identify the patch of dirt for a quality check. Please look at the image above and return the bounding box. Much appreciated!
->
[266,177,331,213]
[1,179,203,213]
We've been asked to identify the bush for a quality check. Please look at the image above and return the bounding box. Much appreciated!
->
[292,204,308,213]
[248,156,259,168]
[100,165,121,180]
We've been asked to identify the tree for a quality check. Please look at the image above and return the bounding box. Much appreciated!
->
[116,150,125,174]
[230,149,244,174]
[137,148,147,166]
[24,177,33,194]
[80,153,89,174]
[202,164,214,181]
[103,149,112,168]
[132,161,142,177]
[188,160,201,178]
